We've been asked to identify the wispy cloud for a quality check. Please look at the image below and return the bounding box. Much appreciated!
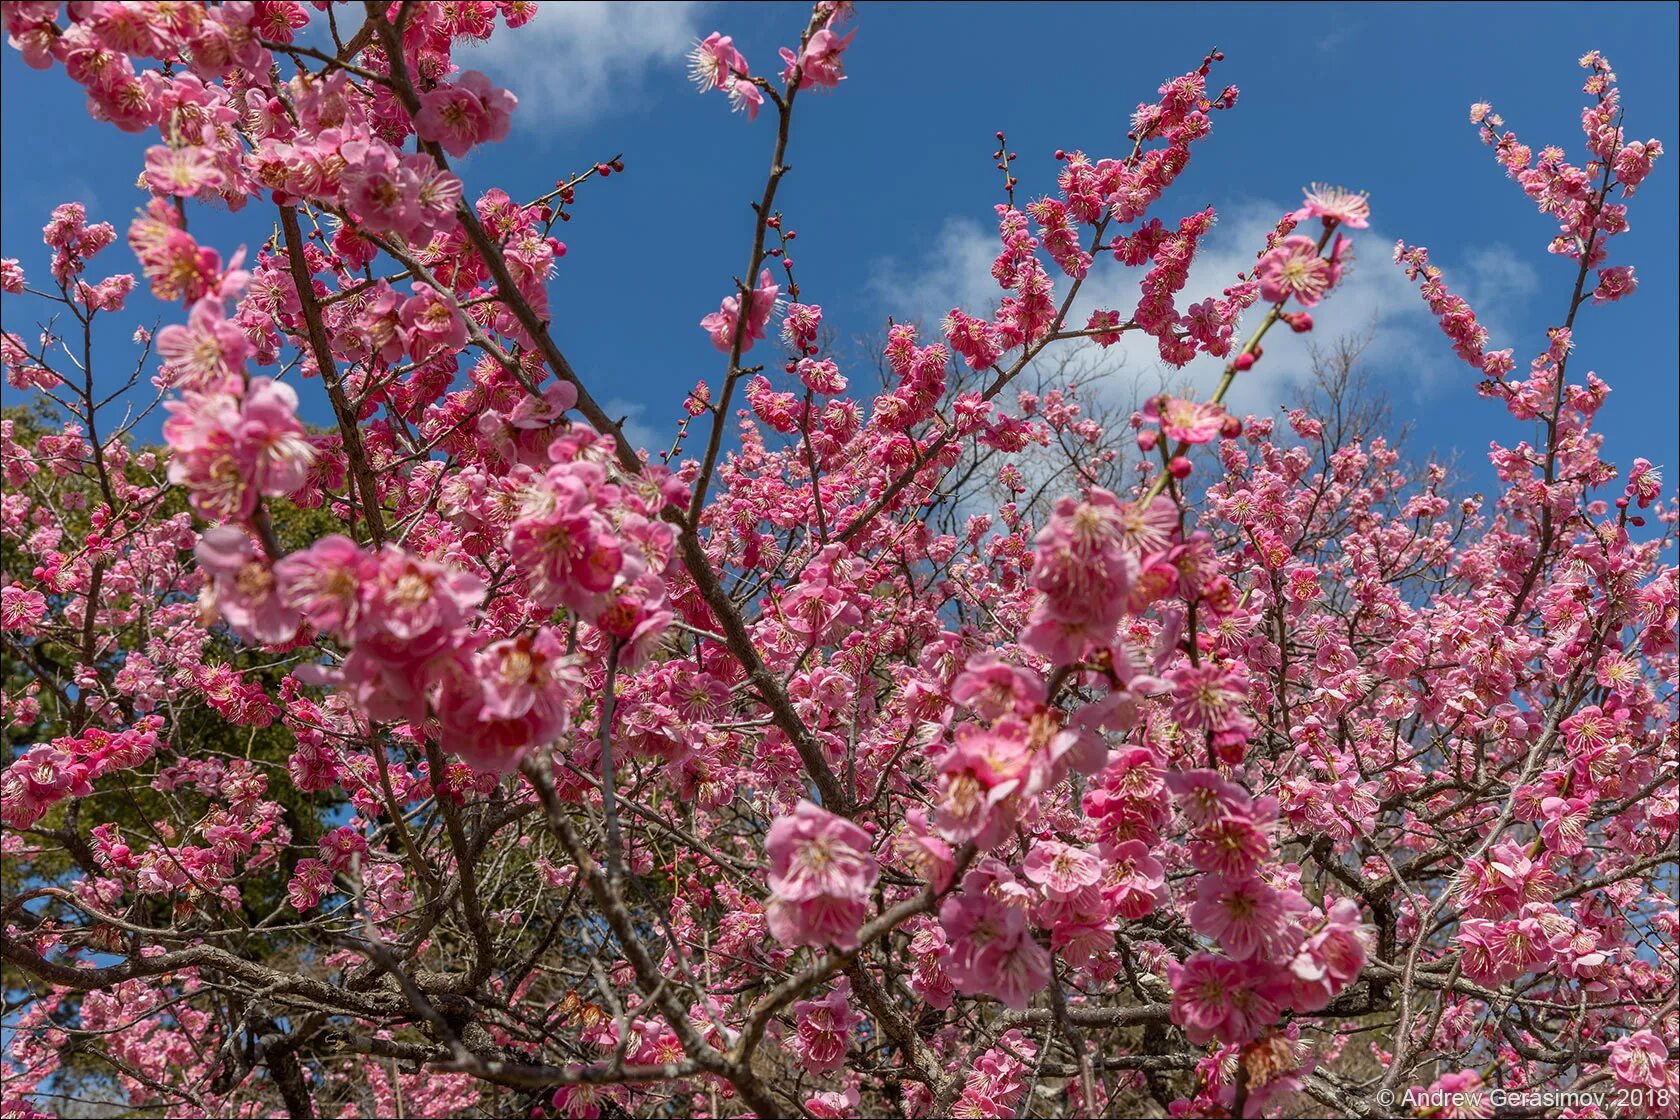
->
[870,216,1005,325]
[1316,23,1355,54]
[868,200,1536,419]
[600,396,662,455]
[467,2,707,131]
[1458,243,1540,339]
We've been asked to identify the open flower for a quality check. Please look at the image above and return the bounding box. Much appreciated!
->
[414,71,517,157]
[196,527,301,645]
[1256,235,1335,306]
[700,269,779,352]
[765,800,879,950]
[1290,183,1370,228]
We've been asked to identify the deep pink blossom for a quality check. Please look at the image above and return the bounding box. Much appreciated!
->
[701,269,779,352]
[414,71,516,157]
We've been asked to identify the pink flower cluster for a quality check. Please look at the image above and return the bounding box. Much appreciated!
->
[1166,771,1369,1042]
[1393,241,1514,378]
[780,6,856,91]
[939,860,1052,1010]
[688,32,763,119]
[501,430,678,665]
[1255,233,1343,307]
[165,376,315,523]
[1020,487,1180,663]
[194,524,589,775]
[1,7,1674,1116]
[789,977,860,1073]
[414,70,517,158]
[1,720,161,829]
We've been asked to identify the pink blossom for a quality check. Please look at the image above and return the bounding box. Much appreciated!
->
[400,285,467,361]
[1167,950,1292,1045]
[335,547,487,725]
[414,71,517,157]
[765,800,878,951]
[700,269,779,352]
[505,463,625,622]
[1255,234,1335,306]
[1457,912,1552,985]
[0,21,1673,1111]
[1166,769,1255,827]
[1609,1030,1670,1092]
[780,25,857,90]
[195,527,301,645]
[2,745,94,830]
[1189,874,1308,962]
[1287,898,1370,1010]
[143,144,226,198]
[1168,662,1255,762]
[893,809,955,893]
[318,826,369,873]
[791,978,859,1073]
[1592,264,1637,302]
[933,722,1033,849]
[1290,183,1371,228]
[164,377,315,521]
[1185,817,1276,881]
[1538,795,1590,856]
[287,857,333,910]
[939,864,1051,1011]
[275,535,370,638]
[437,628,582,773]
[804,1088,860,1119]
[1022,840,1102,895]
[1022,487,1137,663]
[339,139,423,238]
[155,296,252,389]
[1099,839,1169,919]
[1142,395,1227,444]
[950,653,1046,720]
[688,33,748,95]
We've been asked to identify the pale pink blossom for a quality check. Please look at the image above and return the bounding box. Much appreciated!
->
[765,800,878,950]
[1256,234,1335,306]
[195,526,301,645]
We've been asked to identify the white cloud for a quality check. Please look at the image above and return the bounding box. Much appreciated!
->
[1459,243,1539,341]
[868,199,1534,420]
[599,396,661,455]
[1316,24,1355,54]
[467,2,707,130]
[872,216,1008,326]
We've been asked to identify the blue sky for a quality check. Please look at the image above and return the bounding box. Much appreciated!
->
[2,1,1675,494]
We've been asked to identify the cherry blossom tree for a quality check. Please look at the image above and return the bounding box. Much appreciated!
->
[1,4,1674,1118]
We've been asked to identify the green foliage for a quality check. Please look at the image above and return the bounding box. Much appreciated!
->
[1,407,349,925]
